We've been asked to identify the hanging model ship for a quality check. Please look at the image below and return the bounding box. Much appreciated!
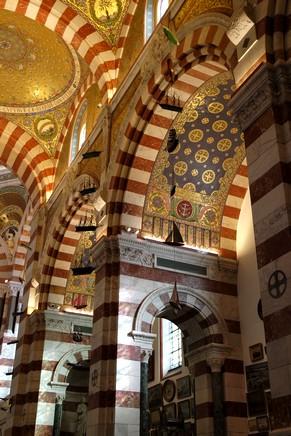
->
[80,179,97,196]
[75,213,102,232]
[71,253,95,276]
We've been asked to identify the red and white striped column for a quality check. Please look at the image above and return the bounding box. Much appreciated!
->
[232,62,291,434]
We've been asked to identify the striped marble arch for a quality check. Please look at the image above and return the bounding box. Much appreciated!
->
[0,118,55,209]
[133,284,228,345]
[39,178,98,310]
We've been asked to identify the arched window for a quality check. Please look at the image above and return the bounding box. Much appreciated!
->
[145,0,154,41]
[70,99,88,163]
[145,0,171,42]
[157,0,169,22]
[162,318,182,376]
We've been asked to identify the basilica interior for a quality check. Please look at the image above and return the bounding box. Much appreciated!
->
[0,0,289,435]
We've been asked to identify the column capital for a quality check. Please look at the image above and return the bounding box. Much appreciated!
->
[7,281,23,297]
[129,330,156,362]
[206,356,225,373]
[56,395,65,405]
[185,343,232,374]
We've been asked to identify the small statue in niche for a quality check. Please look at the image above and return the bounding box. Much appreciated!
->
[75,398,87,436]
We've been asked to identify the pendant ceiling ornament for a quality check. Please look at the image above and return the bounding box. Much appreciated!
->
[63,0,130,46]
[143,72,245,250]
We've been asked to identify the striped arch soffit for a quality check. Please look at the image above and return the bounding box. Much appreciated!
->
[11,202,35,282]
[39,177,98,310]
[132,285,230,348]
[220,158,248,259]
[0,118,54,209]
[51,345,91,385]
[1,0,116,101]
[108,25,239,233]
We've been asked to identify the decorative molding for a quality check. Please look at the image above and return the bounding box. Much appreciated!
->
[231,64,291,130]
[92,234,237,279]
[28,310,92,334]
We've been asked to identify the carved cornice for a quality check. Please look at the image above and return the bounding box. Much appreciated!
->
[231,63,291,131]
[91,234,237,281]
[28,310,92,334]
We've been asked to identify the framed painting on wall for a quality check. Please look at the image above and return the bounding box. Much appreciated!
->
[150,409,161,426]
[149,384,163,409]
[163,403,176,420]
[247,389,267,417]
[177,375,191,399]
[178,400,191,420]
[245,362,270,392]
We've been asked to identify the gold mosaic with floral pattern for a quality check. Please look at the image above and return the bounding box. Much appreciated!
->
[143,72,245,248]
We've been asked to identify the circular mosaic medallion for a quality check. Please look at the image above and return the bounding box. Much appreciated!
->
[92,0,122,23]
[212,120,228,132]
[188,109,198,121]
[217,138,232,152]
[195,149,209,163]
[191,169,198,176]
[202,169,215,184]
[208,101,224,113]
[34,116,58,140]
[174,161,188,176]
[177,200,192,218]
[205,85,220,96]
[207,136,214,144]
[199,206,217,225]
[149,193,166,214]
[183,183,196,191]
[184,147,191,156]
[188,128,203,143]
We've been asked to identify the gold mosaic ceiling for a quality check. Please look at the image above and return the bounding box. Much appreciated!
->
[0,10,80,111]
[143,72,245,246]
[0,9,88,157]
[63,0,130,46]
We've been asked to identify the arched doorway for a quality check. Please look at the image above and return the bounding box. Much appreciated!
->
[61,360,90,435]
[132,284,233,436]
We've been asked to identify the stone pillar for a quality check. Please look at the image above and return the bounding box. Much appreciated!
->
[207,357,225,436]
[186,344,231,436]
[53,395,64,436]
[130,331,156,436]
[140,353,150,436]
[231,63,291,435]
[6,282,23,334]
